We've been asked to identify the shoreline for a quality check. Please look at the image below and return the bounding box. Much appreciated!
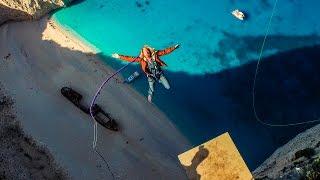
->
[48,16,183,133]
[50,16,100,54]
[50,16,188,140]
[0,16,191,179]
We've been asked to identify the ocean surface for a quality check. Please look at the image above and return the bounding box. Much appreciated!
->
[53,0,320,169]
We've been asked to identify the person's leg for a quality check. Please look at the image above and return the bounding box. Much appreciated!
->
[147,76,155,102]
[159,74,170,89]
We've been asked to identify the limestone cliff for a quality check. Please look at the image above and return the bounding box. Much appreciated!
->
[253,124,320,179]
[0,0,71,25]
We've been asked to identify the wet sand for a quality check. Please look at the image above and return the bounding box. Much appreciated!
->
[0,16,190,179]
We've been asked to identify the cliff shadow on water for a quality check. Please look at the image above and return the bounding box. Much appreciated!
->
[51,0,320,169]
[17,10,319,170]
[97,44,320,169]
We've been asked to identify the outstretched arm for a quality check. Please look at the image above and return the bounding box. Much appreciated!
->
[156,44,180,56]
[112,53,139,62]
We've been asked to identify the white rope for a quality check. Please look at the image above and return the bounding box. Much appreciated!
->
[90,60,135,148]
[252,0,320,127]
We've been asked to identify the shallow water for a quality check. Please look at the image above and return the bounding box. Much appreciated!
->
[54,0,320,169]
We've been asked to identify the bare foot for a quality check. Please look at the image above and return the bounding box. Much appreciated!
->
[147,95,152,103]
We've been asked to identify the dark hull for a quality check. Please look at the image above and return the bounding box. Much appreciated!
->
[61,87,119,131]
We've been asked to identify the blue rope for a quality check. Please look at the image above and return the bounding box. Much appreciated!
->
[89,59,136,179]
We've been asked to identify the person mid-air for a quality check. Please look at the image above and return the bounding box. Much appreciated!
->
[112,44,179,102]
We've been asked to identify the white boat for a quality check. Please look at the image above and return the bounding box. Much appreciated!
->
[232,9,245,21]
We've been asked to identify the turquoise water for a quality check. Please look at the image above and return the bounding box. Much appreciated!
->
[54,0,320,74]
[54,0,320,169]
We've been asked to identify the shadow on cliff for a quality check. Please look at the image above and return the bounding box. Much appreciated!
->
[182,145,209,180]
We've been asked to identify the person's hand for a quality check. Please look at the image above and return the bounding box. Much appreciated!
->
[112,53,120,59]
[175,44,180,49]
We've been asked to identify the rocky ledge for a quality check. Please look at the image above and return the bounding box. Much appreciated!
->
[0,0,71,25]
[253,124,320,180]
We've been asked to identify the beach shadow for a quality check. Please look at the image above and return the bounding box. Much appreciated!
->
[0,14,190,179]
[182,145,209,180]
[6,7,320,170]
[77,35,320,170]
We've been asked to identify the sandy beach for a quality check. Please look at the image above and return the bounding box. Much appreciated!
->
[0,84,68,179]
[0,16,190,179]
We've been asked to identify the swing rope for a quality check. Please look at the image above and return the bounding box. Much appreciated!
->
[252,0,320,127]
[89,59,136,179]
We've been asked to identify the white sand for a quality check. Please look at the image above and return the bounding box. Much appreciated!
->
[0,86,67,179]
[0,16,190,179]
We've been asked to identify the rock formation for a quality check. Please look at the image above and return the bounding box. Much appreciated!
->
[0,0,71,25]
[253,124,320,179]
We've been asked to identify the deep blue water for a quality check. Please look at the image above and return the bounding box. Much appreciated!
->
[53,0,320,169]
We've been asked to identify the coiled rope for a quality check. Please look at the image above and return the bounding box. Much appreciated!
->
[252,0,320,127]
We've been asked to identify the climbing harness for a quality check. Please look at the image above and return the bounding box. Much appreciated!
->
[146,59,162,80]
[252,0,320,127]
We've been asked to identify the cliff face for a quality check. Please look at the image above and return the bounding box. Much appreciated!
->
[253,124,320,179]
[0,0,71,25]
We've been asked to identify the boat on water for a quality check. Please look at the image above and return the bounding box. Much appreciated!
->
[232,9,245,21]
